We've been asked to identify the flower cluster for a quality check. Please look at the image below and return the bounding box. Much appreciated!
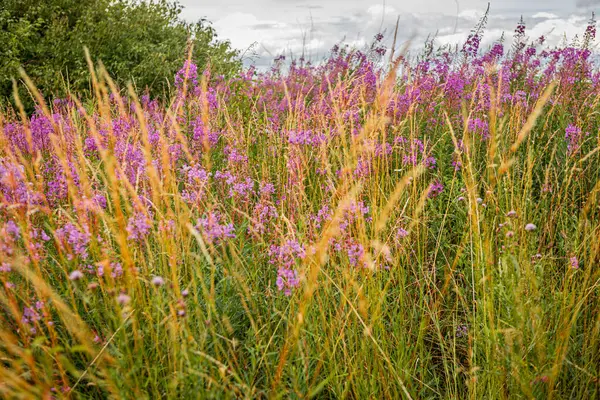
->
[195,211,236,245]
[55,223,91,260]
[270,240,305,295]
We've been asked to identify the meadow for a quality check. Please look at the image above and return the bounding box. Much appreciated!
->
[1,17,600,399]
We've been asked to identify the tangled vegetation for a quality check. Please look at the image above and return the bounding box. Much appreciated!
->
[1,14,600,399]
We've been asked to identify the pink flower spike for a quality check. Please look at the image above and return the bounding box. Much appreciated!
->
[570,256,579,269]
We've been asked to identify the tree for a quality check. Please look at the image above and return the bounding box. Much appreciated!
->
[0,0,239,108]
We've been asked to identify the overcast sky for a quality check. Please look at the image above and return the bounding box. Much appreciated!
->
[179,0,600,66]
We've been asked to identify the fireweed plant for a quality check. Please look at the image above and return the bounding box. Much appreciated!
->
[1,15,600,399]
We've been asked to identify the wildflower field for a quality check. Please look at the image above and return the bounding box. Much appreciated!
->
[2,17,600,399]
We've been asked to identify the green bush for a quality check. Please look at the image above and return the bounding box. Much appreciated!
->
[0,0,240,108]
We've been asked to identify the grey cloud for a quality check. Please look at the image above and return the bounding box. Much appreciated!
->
[252,23,280,30]
[576,0,600,7]
[179,0,596,69]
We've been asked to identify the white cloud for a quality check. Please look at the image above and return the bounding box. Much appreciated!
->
[459,9,483,20]
[532,12,560,19]
[179,0,597,68]
[367,4,397,17]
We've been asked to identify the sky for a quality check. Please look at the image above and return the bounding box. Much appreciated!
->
[179,0,600,67]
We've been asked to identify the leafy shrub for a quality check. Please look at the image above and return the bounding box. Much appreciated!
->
[0,0,240,109]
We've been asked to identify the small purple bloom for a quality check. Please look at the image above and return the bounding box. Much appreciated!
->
[428,180,444,198]
[525,223,537,232]
[127,212,153,241]
[396,227,409,239]
[570,256,579,269]
[117,293,131,305]
[69,270,84,281]
[55,223,91,260]
[196,211,236,245]
[151,276,165,286]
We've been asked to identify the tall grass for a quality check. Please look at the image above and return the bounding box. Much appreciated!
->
[1,20,600,399]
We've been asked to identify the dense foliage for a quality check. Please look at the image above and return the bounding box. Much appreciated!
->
[0,0,240,108]
[1,14,600,399]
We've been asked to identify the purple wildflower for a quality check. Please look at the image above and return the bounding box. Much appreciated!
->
[151,276,165,286]
[196,211,236,245]
[55,223,91,260]
[270,240,305,295]
[565,124,586,155]
[396,227,409,239]
[570,256,579,269]
[428,180,444,198]
[117,293,131,305]
[69,270,84,281]
[127,212,153,241]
